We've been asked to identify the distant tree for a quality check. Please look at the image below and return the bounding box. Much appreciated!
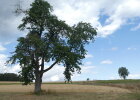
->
[118,67,129,80]
[0,73,20,81]
[7,0,97,93]
[87,78,90,81]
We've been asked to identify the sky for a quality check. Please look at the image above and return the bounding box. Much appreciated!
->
[0,0,140,81]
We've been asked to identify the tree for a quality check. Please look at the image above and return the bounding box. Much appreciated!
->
[87,78,90,81]
[0,73,21,81]
[7,0,97,93]
[118,67,129,80]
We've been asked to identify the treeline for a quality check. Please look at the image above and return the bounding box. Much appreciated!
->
[0,73,21,81]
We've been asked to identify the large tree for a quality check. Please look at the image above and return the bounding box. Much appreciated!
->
[8,0,97,93]
[118,67,129,80]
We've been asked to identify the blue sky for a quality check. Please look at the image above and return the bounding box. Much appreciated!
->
[0,0,140,81]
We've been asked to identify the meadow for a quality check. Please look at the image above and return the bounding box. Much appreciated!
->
[0,80,140,100]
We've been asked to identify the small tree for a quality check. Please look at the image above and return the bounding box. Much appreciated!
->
[87,78,90,81]
[118,67,129,80]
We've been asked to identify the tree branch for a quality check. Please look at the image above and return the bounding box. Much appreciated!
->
[43,60,59,73]
[41,55,44,71]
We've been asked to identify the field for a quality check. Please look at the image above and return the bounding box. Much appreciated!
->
[0,80,140,100]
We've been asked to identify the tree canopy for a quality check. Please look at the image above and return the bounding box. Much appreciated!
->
[8,0,97,93]
[0,73,21,81]
[118,67,129,80]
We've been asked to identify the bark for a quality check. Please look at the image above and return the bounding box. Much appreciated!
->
[123,76,126,80]
[34,73,42,93]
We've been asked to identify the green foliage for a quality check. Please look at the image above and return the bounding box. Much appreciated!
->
[87,78,90,81]
[0,73,21,81]
[64,65,73,83]
[118,67,129,80]
[8,0,97,91]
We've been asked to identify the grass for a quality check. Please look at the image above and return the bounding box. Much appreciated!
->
[93,79,140,84]
[75,79,140,84]
[0,81,66,85]
[0,92,140,100]
[0,79,140,100]
[79,79,140,92]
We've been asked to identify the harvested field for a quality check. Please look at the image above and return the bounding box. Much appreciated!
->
[0,81,140,100]
[0,84,131,93]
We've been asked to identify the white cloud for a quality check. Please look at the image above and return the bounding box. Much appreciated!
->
[81,65,96,73]
[43,65,65,82]
[127,47,137,50]
[0,53,21,74]
[0,44,6,51]
[0,54,7,66]
[47,0,140,37]
[85,54,93,58]
[101,60,112,64]
[43,63,96,82]
[109,76,118,80]
[128,74,140,79]
[7,64,21,73]
[1,0,140,44]
[50,75,60,81]
[0,53,96,82]
[131,23,140,31]
[85,61,92,65]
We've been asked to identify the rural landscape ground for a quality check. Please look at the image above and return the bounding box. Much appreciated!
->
[0,80,140,100]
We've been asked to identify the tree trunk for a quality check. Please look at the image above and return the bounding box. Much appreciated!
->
[34,73,42,93]
[123,76,126,80]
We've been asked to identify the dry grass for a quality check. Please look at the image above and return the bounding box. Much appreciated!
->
[0,92,137,100]
[102,83,140,93]
[0,82,139,100]
[0,84,131,93]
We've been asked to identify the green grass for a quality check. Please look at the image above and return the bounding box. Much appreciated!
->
[1,79,140,85]
[0,81,66,85]
[0,79,140,85]
[73,79,140,85]
[0,82,22,85]
[94,79,140,84]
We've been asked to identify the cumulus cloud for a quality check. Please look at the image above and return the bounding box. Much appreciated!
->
[0,45,6,51]
[0,0,21,43]
[85,53,93,58]
[131,23,140,31]
[43,65,65,82]
[81,65,96,73]
[85,61,92,65]
[48,0,140,37]
[0,54,7,66]
[101,60,112,64]
[1,0,140,43]
[128,74,140,79]
[0,53,96,82]
[0,53,21,73]
[42,63,96,82]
